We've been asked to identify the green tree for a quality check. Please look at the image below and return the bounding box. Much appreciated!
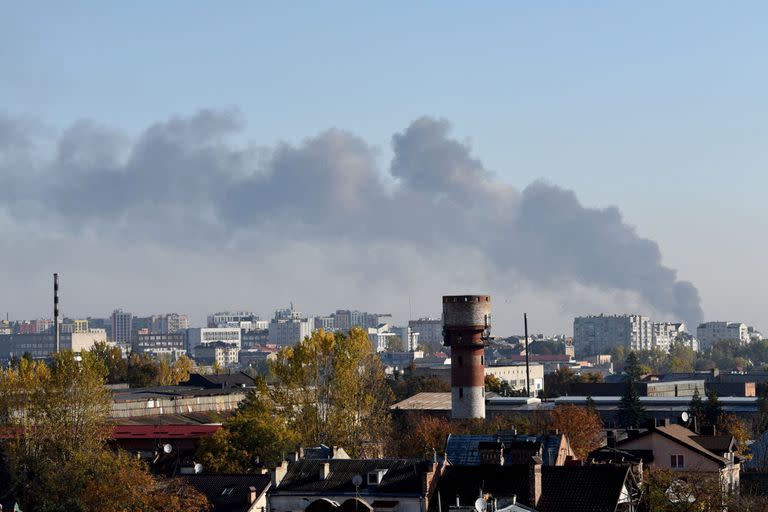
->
[196,386,299,471]
[485,374,503,393]
[127,353,160,387]
[705,390,723,427]
[624,352,644,381]
[543,367,579,397]
[617,379,646,428]
[270,328,393,457]
[89,341,128,384]
[385,335,405,353]
[688,387,706,431]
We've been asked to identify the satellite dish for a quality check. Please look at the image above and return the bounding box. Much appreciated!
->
[681,411,690,423]
[194,463,203,474]
[474,499,487,512]
[352,474,363,487]
[163,443,172,454]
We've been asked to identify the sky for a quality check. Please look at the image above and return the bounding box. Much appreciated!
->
[1,2,766,335]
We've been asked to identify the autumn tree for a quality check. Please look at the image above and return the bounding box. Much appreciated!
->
[270,327,393,457]
[547,404,603,460]
[128,352,161,387]
[485,374,503,393]
[394,414,454,458]
[717,413,749,455]
[159,355,195,386]
[0,350,208,512]
[89,340,128,383]
[196,386,298,471]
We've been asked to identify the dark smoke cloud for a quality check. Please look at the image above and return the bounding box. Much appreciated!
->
[0,110,703,324]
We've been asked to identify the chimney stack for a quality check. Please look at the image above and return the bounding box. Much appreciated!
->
[53,273,60,353]
[528,456,542,508]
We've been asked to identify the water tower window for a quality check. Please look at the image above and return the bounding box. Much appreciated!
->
[459,387,463,398]
[458,356,463,367]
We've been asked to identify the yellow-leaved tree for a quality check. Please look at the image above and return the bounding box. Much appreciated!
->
[271,327,393,457]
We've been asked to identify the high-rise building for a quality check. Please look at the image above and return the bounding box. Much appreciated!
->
[573,314,652,356]
[268,316,314,346]
[207,311,256,328]
[408,318,443,348]
[186,327,241,357]
[151,313,190,334]
[697,322,749,349]
[111,309,133,345]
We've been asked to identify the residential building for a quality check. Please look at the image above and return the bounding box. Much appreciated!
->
[133,332,186,358]
[391,325,420,351]
[183,474,271,512]
[697,322,750,349]
[314,316,336,331]
[151,313,189,334]
[652,322,688,352]
[207,311,256,328]
[332,310,391,331]
[111,309,133,346]
[367,323,398,352]
[194,341,239,367]
[408,318,443,348]
[749,326,763,342]
[573,314,652,356]
[241,329,269,349]
[269,458,440,512]
[0,320,10,335]
[268,316,314,346]
[486,364,545,395]
[616,421,741,492]
[186,327,242,357]
[445,431,574,466]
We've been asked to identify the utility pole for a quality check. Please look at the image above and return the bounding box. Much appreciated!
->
[524,313,531,398]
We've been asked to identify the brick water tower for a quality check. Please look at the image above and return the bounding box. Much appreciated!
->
[443,295,491,419]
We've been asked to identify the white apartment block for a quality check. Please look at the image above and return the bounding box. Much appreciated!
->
[697,322,750,349]
[486,364,545,395]
[573,314,652,356]
[207,311,256,328]
[186,327,241,356]
[194,341,239,367]
[367,324,397,353]
[152,313,189,334]
[391,326,420,351]
[268,317,314,346]
[408,318,443,348]
[652,322,687,352]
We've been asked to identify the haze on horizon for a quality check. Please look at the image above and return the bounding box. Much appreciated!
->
[1,2,766,335]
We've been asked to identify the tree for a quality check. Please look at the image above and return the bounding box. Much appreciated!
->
[394,414,454,458]
[270,328,393,457]
[0,351,208,512]
[485,374,503,393]
[717,413,749,455]
[624,352,644,381]
[89,340,128,383]
[196,387,298,471]
[548,404,603,460]
[617,379,646,428]
[705,390,723,427]
[385,335,405,353]
[128,353,160,387]
[688,387,706,431]
[159,355,195,386]
[543,367,579,397]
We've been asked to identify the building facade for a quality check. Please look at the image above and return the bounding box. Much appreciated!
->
[268,317,314,346]
[133,332,186,358]
[111,309,133,346]
[573,314,652,356]
[186,327,241,357]
[409,318,443,348]
[206,311,256,328]
[697,322,750,349]
[194,341,239,366]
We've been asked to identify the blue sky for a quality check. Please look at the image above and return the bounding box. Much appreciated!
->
[1,2,766,331]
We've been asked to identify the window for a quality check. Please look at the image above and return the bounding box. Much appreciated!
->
[459,387,463,398]
[671,454,684,468]
[458,356,463,367]
[220,486,235,496]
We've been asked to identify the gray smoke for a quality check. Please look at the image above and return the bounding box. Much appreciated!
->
[0,110,703,325]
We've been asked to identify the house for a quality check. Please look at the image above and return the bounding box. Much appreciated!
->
[431,457,640,512]
[183,473,271,512]
[445,430,574,466]
[269,459,440,512]
[615,421,741,492]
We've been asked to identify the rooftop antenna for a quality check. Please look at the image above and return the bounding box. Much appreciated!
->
[54,273,60,353]
[524,313,530,398]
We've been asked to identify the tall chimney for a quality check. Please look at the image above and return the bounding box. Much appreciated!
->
[443,295,491,419]
[53,273,60,353]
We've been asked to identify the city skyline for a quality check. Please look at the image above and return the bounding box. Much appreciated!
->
[2,3,766,334]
